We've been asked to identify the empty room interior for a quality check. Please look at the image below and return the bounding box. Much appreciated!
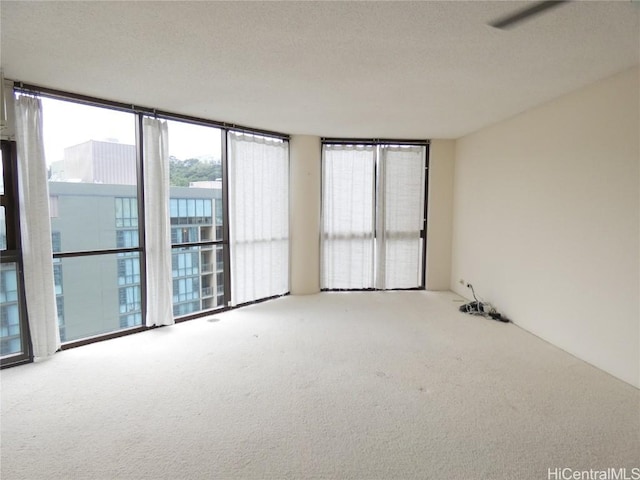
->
[0,1,638,479]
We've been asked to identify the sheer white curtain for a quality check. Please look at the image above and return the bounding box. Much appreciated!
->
[15,95,61,358]
[377,146,426,289]
[143,117,174,327]
[321,143,426,290]
[228,132,289,306]
[321,144,376,289]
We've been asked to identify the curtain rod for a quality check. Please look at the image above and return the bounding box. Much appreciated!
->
[321,138,430,146]
[11,81,290,141]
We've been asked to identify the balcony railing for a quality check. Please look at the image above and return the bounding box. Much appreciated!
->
[201,286,213,298]
[201,263,213,273]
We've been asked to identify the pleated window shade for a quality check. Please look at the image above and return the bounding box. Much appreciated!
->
[228,132,289,306]
[321,143,426,290]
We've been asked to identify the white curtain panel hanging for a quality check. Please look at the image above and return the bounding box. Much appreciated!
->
[143,117,174,327]
[15,95,61,358]
[378,146,426,289]
[228,132,289,306]
[321,144,376,289]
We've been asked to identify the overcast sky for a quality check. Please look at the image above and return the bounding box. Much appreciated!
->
[41,97,222,165]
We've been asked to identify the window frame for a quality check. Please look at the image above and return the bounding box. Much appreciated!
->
[320,138,430,292]
[42,99,147,349]
[7,82,289,356]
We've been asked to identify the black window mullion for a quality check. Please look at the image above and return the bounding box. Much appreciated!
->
[52,247,142,259]
[221,130,231,307]
[373,145,380,289]
[170,240,225,250]
[135,113,147,327]
[420,143,430,289]
[1,141,18,252]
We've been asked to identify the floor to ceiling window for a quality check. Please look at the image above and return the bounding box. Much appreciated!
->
[321,140,429,291]
[166,120,227,318]
[41,97,142,343]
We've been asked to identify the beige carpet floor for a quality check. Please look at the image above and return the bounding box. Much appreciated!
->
[1,291,638,480]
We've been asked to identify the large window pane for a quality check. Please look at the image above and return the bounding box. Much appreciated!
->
[42,98,137,253]
[167,120,225,317]
[56,253,142,342]
[167,120,222,240]
[378,146,426,289]
[321,144,376,289]
[40,98,142,343]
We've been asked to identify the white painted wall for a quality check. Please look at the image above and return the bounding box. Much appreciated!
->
[289,135,321,294]
[426,140,455,290]
[451,67,640,387]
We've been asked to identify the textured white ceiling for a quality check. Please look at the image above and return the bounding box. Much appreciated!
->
[1,1,638,138]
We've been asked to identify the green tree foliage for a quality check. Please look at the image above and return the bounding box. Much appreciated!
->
[169,157,221,186]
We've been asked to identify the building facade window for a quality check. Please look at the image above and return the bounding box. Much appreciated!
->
[169,198,212,226]
[51,231,61,252]
[0,268,18,303]
[56,296,65,341]
[119,286,141,314]
[173,301,199,317]
[53,264,63,295]
[120,312,142,329]
[216,247,224,272]
[115,222,141,327]
[118,258,140,286]
[171,226,198,244]
[172,250,199,278]
[51,231,65,341]
[115,197,138,228]
[0,264,21,354]
[172,277,200,303]
[116,229,139,249]
[0,301,20,355]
